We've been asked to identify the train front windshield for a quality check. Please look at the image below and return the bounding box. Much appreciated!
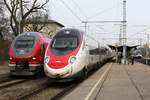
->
[52,37,78,49]
[14,36,35,49]
[50,29,82,56]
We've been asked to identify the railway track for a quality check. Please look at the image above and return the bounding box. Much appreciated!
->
[15,81,78,100]
[14,65,107,100]
[0,73,10,78]
[0,77,48,100]
[0,79,29,90]
[0,73,15,83]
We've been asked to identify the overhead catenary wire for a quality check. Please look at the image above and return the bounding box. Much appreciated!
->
[48,1,65,24]
[88,2,122,20]
[127,26,150,38]
[59,0,82,22]
[70,0,88,20]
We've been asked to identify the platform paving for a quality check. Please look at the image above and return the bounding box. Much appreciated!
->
[96,63,141,100]
[61,62,150,100]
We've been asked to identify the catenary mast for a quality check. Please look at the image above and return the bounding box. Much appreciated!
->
[123,0,127,64]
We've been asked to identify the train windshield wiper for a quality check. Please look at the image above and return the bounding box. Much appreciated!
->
[53,45,73,49]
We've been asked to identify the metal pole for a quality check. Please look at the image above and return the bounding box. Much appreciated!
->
[18,0,21,34]
[139,38,142,47]
[102,38,105,43]
[146,47,148,64]
[119,24,122,45]
[146,34,149,64]
[123,0,127,64]
[116,47,118,63]
[82,21,123,23]
[85,22,87,35]
[148,34,149,48]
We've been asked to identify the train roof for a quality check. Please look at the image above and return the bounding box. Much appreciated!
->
[18,32,40,36]
[55,28,82,37]
[16,32,51,38]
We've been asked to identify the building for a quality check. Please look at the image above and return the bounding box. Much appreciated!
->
[24,17,64,36]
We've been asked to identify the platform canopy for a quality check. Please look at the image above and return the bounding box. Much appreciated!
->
[108,45,139,53]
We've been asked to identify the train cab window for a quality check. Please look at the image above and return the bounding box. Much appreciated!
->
[51,37,78,49]
[50,29,82,56]
[14,36,35,49]
[14,40,34,49]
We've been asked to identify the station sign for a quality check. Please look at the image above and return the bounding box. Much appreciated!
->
[114,43,118,48]
[145,44,149,48]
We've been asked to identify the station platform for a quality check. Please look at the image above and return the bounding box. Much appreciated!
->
[62,62,150,100]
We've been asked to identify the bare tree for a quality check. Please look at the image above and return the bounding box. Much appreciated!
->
[24,11,49,32]
[0,19,9,40]
[0,2,10,40]
[3,0,49,36]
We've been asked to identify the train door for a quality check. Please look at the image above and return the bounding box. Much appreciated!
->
[40,44,45,63]
[82,39,89,66]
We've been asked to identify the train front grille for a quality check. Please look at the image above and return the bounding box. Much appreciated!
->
[16,61,29,70]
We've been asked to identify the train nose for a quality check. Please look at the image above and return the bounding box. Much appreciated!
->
[44,64,71,78]
[52,69,70,78]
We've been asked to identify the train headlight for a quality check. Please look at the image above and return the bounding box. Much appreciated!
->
[9,57,16,61]
[9,57,13,60]
[32,56,36,60]
[28,56,36,61]
[45,56,50,64]
[69,56,76,64]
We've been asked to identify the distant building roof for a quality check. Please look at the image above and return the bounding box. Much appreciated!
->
[25,18,64,27]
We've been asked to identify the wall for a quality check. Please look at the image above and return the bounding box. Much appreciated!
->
[0,40,10,65]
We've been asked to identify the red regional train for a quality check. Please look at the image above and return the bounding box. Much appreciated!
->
[44,28,113,82]
[9,32,51,76]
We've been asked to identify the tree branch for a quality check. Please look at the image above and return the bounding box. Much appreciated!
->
[3,0,12,13]
[4,0,50,36]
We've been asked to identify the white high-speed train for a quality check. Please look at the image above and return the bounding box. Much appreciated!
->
[44,28,113,81]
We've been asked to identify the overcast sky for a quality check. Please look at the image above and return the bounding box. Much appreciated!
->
[49,0,150,45]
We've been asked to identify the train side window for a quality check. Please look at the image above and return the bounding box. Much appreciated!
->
[100,48,106,54]
[90,48,99,55]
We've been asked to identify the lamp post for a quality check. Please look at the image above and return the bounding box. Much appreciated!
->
[115,43,119,63]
